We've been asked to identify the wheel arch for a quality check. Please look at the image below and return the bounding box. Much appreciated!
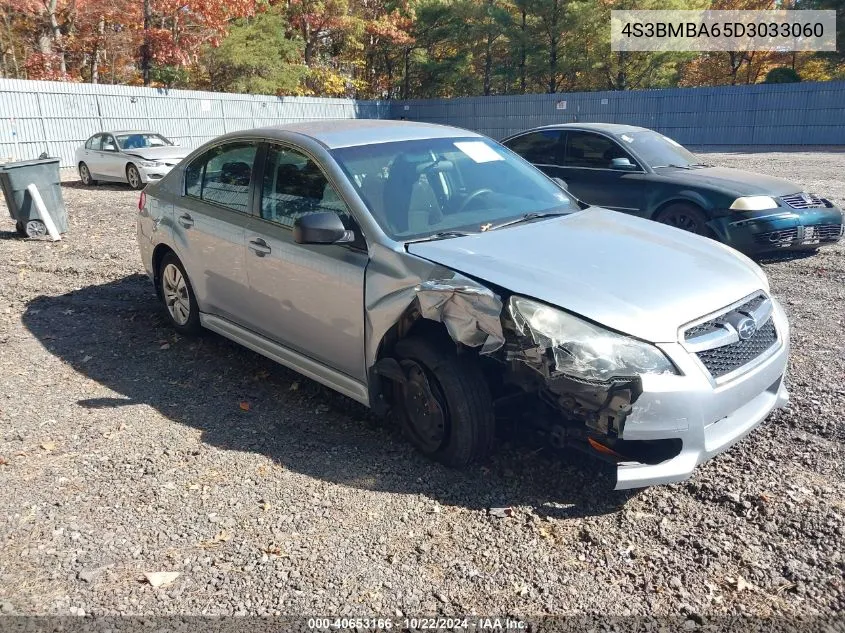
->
[649,193,711,221]
[151,243,177,299]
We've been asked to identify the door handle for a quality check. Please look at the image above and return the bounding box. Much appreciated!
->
[178,213,194,228]
[248,238,271,256]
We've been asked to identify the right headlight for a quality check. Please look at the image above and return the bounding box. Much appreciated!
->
[508,296,678,382]
[729,196,779,211]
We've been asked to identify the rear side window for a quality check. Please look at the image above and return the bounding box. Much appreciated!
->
[260,144,349,229]
[566,132,632,169]
[504,130,563,165]
[184,142,258,212]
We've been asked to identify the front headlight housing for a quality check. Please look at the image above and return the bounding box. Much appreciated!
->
[139,160,163,168]
[729,196,779,211]
[508,297,678,382]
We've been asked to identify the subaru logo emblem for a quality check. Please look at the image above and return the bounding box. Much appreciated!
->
[736,317,756,341]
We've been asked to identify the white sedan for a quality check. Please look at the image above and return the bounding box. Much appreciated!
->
[75,131,190,190]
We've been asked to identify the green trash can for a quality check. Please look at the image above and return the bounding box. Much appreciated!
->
[0,157,68,238]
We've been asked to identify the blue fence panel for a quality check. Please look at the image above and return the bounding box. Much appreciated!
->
[2,78,844,166]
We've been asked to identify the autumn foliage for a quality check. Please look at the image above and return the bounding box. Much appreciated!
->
[1,0,842,97]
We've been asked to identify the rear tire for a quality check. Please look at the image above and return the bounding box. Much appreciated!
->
[126,163,143,190]
[78,162,96,186]
[392,336,495,467]
[157,253,201,336]
[655,202,711,236]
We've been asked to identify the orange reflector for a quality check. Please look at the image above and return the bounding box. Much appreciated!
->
[588,437,625,460]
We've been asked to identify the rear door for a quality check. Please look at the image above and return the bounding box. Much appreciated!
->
[174,140,259,322]
[243,143,368,381]
[559,131,647,215]
[503,130,566,180]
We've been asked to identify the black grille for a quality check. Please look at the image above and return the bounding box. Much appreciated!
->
[753,228,798,246]
[696,320,777,378]
[780,192,826,209]
[684,294,766,341]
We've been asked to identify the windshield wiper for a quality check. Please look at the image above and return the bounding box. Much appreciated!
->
[689,162,713,168]
[410,230,474,243]
[651,163,692,170]
[486,211,569,231]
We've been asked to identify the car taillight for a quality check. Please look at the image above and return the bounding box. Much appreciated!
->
[138,191,146,212]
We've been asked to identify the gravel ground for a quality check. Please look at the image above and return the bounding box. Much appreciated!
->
[0,151,843,624]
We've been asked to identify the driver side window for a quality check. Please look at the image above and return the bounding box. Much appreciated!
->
[565,132,635,169]
[260,145,350,229]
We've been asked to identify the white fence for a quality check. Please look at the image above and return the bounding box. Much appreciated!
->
[0,79,389,167]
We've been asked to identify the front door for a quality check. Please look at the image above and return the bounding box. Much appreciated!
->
[557,131,647,216]
[244,143,368,381]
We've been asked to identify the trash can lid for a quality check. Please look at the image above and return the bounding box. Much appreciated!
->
[0,157,60,170]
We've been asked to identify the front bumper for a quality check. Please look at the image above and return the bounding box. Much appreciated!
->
[614,298,789,489]
[138,164,177,184]
[711,207,844,254]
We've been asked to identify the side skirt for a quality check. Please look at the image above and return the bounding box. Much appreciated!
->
[199,313,370,406]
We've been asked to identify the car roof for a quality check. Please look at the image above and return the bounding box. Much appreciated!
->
[108,130,161,135]
[224,120,485,149]
[511,122,649,137]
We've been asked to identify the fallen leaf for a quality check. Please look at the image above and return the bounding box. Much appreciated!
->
[0,456,8,465]
[40,441,56,452]
[289,382,299,391]
[239,401,250,411]
[538,526,552,540]
[159,343,170,350]
[81,355,92,363]
[489,507,513,519]
[143,571,180,588]
[212,530,231,543]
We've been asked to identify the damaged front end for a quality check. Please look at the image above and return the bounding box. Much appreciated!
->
[500,295,683,468]
[367,256,684,478]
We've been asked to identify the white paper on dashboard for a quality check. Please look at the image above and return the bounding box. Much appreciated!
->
[454,141,504,163]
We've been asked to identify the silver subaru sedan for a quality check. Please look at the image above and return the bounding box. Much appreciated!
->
[136,120,789,489]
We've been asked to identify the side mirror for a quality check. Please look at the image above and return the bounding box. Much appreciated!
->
[293,212,354,245]
[611,157,637,171]
[552,176,569,191]
[104,144,117,152]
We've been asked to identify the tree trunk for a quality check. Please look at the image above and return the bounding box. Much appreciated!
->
[402,47,410,99]
[91,15,104,83]
[519,7,526,94]
[616,50,626,90]
[142,0,152,86]
[45,0,67,75]
[483,32,493,95]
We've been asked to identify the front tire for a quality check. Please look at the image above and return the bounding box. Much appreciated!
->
[158,253,201,335]
[78,162,96,186]
[655,202,711,236]
[392,336,495,467]
[126,163,143,190]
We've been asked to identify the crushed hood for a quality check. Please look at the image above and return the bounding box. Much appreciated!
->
[123,146,190,162]
[407,208,769,343]
[656,166,800,197]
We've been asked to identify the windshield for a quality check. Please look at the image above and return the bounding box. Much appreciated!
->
[331,137,576,240]
[618,130,700,168]
[116,133,173,150]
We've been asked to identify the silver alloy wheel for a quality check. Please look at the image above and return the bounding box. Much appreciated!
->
[79,163,91,185]
[162,263,191,325]
[127,165,141,189]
